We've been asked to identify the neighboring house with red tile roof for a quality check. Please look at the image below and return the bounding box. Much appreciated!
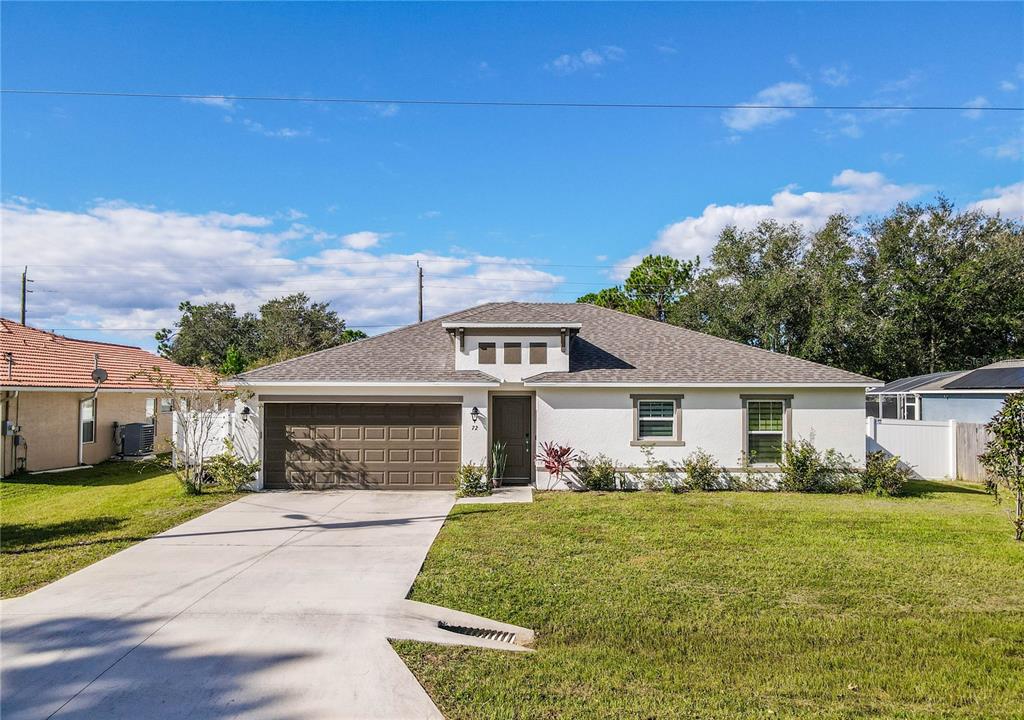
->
[0,319,209,474]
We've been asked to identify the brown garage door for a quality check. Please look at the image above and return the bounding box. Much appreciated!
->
[263,402,461,490]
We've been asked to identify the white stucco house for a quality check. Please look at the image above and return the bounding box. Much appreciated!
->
[234,302,878,490]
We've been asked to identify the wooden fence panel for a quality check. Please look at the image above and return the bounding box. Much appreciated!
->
[955,422,992,482]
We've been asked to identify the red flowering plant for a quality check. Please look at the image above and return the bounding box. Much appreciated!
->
[537,441,576,490]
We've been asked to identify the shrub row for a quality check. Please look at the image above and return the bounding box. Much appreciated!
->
[541,442,910,496]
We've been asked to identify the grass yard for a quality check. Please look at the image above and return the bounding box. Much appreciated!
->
[1,461,241,597]
[395,483,1024,720]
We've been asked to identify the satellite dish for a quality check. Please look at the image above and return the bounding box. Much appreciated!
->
[91,368,108,383]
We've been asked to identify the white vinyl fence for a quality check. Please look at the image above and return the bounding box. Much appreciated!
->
[866,417,992,481]
[172,405,259,467]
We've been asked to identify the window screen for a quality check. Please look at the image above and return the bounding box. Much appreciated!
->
[81,398,96,444]
[638,399,675,439]
[746,399,783,464]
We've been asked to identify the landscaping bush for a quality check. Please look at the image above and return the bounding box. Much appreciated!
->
[680,449,731,490]
[862,450,911,497]
[571,453,619,491]
[629,445,677,491]
[205,438,259,491]
[455,462,490,497]
[537,442,576,489]
[778,440,862,494]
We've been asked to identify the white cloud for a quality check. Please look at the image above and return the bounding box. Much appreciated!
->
[420,210,442,220]
[820,64,850,87]
[962,96,990,120]
[986,136,1023,161]
[371,103,400,118]
[722,82,814,132]
[0,201,565,344]
[341,231,385,250]
[618,169,927,274]
[655,45,678,56]
[999,80,1017,93]
[879,71,922,94]
[969,182,1024,219]
[546,46,625,75]
[183,96,237,111]
[240,118,311,139]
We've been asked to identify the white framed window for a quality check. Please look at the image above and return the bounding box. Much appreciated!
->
[80,397,96,445]
[145,397,156,417]
[741,395,792,465]
[631,395,683,446]
[159,398,173,413]
[903,394,918,420]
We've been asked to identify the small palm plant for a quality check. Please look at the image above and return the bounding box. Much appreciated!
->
[489,441,508,489]
[537,441,576,490]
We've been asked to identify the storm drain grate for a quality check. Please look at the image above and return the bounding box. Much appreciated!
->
[438,621,517,645]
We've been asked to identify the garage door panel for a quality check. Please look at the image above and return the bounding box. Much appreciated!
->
[264,402,460,490]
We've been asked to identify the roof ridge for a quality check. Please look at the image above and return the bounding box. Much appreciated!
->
[0,318,144,351]
[578,302,877,383]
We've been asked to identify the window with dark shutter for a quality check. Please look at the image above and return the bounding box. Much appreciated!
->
[504,342,522,364]
[479,342,496,364]
[529,342,547,364]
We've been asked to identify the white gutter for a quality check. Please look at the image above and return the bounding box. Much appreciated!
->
[233,380,501,388]
[914,388,1020,395]
[441,322,583,330]
[522,381,878,388]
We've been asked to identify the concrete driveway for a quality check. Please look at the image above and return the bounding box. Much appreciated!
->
[1,491,530,720]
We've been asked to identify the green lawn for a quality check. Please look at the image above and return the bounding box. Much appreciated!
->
[1,461,241,597]
[395,483,1024,719]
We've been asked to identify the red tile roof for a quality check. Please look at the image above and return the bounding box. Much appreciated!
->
[0,319,212,390]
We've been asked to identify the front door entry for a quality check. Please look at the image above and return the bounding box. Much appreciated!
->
[492,396,532,484]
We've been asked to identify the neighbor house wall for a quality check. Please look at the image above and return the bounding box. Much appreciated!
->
[920,393,1008,424]
[9,391,165,473]
[534,386,866,487]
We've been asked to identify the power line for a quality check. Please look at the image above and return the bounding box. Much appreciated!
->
[0,258,616,270]
[3,88,1022,112]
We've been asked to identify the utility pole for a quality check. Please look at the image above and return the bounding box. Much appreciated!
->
[20,267,33,326]
[417,262,423,323]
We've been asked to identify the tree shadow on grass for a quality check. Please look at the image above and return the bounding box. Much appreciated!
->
[902,480,990,498]
[1,614,312,720]
[1,516,129,553]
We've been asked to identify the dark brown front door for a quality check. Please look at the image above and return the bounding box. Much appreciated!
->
[492,396,531,483]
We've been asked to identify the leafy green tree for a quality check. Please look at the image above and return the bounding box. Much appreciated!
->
[675,221,807,353]
[624,254,697,321]
[340,328,369,343]
[255,293,349,364]
[156,301,257,368]
[980,393,1024,541]
[577,286,631,312]
[860,200,1024,379]
[578,255,695,321]
[220,345,246,376]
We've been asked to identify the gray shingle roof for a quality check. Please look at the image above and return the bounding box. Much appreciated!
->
[238,302,878,385]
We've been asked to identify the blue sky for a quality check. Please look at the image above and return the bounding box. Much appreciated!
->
[2,2,1022,350]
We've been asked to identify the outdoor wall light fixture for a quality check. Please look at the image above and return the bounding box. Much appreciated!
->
[240,405,252,421]
[471,406,481,423]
